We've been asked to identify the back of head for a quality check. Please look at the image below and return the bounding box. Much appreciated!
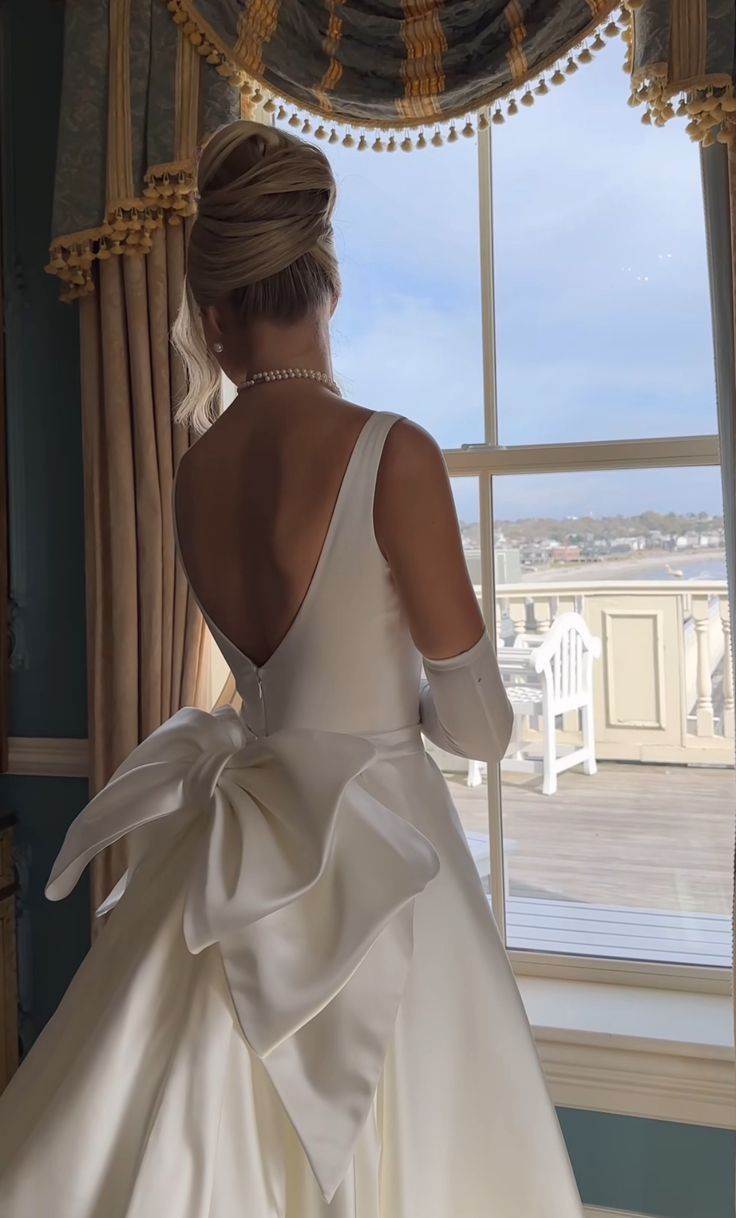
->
[172,120,340,433]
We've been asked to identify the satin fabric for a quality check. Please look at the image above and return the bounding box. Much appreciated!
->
[45,706,439,1204]
[0,412,584,1216]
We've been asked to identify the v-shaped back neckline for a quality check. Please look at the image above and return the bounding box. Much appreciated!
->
[173,409,380,675]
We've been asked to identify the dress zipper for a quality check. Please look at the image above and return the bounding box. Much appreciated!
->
[256,668,266,733]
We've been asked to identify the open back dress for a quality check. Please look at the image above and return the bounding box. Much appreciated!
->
[0,410,583,1217]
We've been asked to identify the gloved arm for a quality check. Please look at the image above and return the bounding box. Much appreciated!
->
[419,628,514,763]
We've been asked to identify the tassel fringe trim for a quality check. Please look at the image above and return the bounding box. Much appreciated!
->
[623,2,735,144]
[627,74,736,145]
[46,163,196,301]
[166,0,623,139]
[49,2,733,299]
[47,5,629,298]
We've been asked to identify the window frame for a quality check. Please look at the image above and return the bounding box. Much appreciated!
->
[453,127,729,996]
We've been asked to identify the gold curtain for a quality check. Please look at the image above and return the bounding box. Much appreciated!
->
[47,0,243,925]
[79,223,211,920]
[627,0,735,143]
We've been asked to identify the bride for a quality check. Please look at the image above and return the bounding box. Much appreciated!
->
[0,119,584,1217]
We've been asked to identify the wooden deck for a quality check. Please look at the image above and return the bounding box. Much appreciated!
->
[446,761,735,966]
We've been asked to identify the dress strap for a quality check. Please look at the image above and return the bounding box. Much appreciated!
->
[338,410,404,528]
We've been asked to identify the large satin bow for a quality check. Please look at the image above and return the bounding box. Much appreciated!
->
[46,706,440,1203]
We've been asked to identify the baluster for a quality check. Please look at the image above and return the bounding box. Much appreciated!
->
[535,597,552,633]
[721,599,734,740]
[693,595,715,738]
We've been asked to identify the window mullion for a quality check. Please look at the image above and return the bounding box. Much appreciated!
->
[477,130,506,932]
[478,127,499,448]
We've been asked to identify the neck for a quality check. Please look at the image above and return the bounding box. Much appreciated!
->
[236,312,334,385]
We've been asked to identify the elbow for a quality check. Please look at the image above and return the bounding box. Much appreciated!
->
[448,691,515,766]
[492,691,514,762]
[470,691,513,765]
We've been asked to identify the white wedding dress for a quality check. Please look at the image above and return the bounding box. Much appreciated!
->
[0,410,583,1217]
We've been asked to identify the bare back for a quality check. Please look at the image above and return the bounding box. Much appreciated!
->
[174,391,484,673]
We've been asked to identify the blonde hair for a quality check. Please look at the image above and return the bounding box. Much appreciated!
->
[172,120,340,433]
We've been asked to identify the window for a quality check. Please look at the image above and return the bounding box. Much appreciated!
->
[316,36,733,988]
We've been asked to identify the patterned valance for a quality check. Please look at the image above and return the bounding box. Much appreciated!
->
[47,0,633,299]
[627,0,736,143]
[169,0,623,139]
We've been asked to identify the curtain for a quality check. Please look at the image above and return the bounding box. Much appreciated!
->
[159,0,624,144]
[79,223,213,918]
[48,0,241,300]
[46,0,626,279]
[48,0,243,922]
[627,0,735,142]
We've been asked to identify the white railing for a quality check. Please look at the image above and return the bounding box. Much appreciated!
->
[492,581,734,765]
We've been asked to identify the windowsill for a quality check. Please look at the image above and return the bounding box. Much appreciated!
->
[519,976,736,1128]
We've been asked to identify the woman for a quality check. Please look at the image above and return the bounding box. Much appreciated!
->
[0,121,584,1216]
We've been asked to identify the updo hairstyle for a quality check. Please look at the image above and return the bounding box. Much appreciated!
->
[172,120,340,432]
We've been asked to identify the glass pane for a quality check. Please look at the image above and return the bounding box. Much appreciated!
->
[488,467,733,966]
[276,121,485,446]
[492,40,717,445]
[424,478,491,891]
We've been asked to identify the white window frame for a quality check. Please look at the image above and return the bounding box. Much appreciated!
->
[453,128,730,998]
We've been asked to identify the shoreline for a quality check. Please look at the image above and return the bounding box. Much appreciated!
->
[518,548,726,584]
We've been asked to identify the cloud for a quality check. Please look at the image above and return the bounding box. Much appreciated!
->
[319,36,716,521]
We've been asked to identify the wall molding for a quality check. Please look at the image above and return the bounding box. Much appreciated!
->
[7,736,88,778]
[521,977,736,1129]
[540,1032,736,1130]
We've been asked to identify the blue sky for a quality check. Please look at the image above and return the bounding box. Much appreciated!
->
[322,37,721,522]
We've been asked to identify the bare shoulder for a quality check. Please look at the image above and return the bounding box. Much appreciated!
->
[375,417,454,557]
[381,417,445,476]
[377,417,448,512]
[375,416,484,656]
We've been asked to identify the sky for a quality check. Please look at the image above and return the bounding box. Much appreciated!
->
[318,37,721,523]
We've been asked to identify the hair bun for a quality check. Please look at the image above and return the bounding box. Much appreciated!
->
[172,120,341,433]
[189,121,336,295]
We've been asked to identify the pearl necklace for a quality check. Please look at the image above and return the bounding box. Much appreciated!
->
[237,368,341,395]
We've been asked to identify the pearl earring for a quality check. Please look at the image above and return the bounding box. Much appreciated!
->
[213,342,224,354]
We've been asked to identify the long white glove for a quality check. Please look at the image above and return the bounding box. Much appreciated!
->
[419,628,513,763]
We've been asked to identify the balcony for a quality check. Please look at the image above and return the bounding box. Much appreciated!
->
[433,578,735,969]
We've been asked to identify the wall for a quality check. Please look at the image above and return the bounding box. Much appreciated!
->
[560,1110,735,1218]
[1,0,90,1048]
[0,3,734,1215]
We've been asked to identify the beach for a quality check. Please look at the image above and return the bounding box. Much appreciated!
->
[520,548,727,584]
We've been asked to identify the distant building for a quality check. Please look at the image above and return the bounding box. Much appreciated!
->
[550,545,582,564]
[520,543,552,568]
[610,536,646,553]
[699,532,722,548]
